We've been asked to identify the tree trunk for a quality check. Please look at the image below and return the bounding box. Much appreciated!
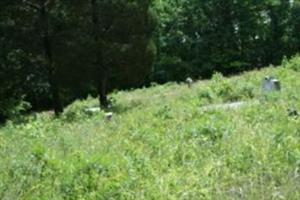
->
[91,0,109,108]
[40,1,63,115]
[0,114,5,124]
[97,66,109,108]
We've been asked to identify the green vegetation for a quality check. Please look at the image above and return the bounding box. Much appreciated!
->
[1,57,300,199]
[153,0,300,81]
[0,0,156,117]
[2,0,300,119]
[1,0,300,198]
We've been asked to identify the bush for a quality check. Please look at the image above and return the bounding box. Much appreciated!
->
[0,97,31,123]
[198,73,256,104]
[62,97,104,122]
[282,55,300,71]
[211,73,242,102]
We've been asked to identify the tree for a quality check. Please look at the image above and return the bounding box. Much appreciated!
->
[0,1,34,121]
[21,0,63,115]
[152,0,299,82]
[0,0,157,120]
[89,0,156,108]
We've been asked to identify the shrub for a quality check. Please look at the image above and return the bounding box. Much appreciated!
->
[198,73,256,104]
[211,73,242,102]
[282,55,300,71]
[0,98,31,123]
[62,97,103,122]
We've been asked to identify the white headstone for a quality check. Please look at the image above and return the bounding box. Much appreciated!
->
[262,76,281,93]
[185,77,193,87]
[105,112,113,120]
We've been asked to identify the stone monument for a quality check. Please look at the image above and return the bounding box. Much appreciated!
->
[262,76,281,93]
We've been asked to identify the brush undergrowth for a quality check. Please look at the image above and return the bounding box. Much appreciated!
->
[1,58,300,199]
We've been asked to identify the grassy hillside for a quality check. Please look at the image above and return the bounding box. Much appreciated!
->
[1,57,300,199]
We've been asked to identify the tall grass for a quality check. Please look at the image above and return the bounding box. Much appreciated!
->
[1,58,300,199]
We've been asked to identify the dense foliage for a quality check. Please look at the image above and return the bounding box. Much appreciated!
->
[0,0,156,119]
[1,57,300,199]
[1,0,300,119]
[153,0,300,81]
